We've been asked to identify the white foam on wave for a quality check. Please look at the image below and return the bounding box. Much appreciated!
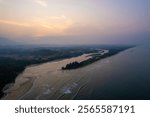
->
[61,82,78,94]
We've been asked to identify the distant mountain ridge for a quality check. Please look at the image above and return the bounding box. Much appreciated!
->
[0,37,17,45]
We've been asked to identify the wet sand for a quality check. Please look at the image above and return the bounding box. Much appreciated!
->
[5,47,148,100]
[2,52,101,100]
[3,45,150,100]
[3,77,35,100]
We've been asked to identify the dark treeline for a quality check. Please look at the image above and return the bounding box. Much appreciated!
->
[0,46,98,98]
[62,46,134,70]
[0,45,134,98]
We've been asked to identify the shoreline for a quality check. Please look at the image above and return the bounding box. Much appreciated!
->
[1,46,135,100]
[2,53,94,99]
[1,53,91,99]
[2,77,36,100]
[19,53,93,72]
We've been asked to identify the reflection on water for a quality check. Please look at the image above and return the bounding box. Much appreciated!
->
[3,45,150,100]
[3,53,97,99]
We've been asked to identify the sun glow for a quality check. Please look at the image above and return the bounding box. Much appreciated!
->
[0,0,149,44]
[0,15,73,38]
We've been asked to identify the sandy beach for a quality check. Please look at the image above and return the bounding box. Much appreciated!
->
[2,52,97,100]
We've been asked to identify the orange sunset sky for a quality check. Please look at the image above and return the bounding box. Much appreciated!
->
[0,0,149,44]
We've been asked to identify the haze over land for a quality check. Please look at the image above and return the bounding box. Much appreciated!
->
[0,0,150,100]
[0,0,149,45]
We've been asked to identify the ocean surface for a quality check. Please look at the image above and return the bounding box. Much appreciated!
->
[3,44,150,100]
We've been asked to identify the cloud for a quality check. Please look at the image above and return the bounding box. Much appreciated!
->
[0,20,30,27]
[49,15,67,20]
[34,0,48,7]
[32,16,73,38]
[0,15,74,39]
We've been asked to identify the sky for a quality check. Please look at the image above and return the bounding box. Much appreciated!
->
[0,0,150,45]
